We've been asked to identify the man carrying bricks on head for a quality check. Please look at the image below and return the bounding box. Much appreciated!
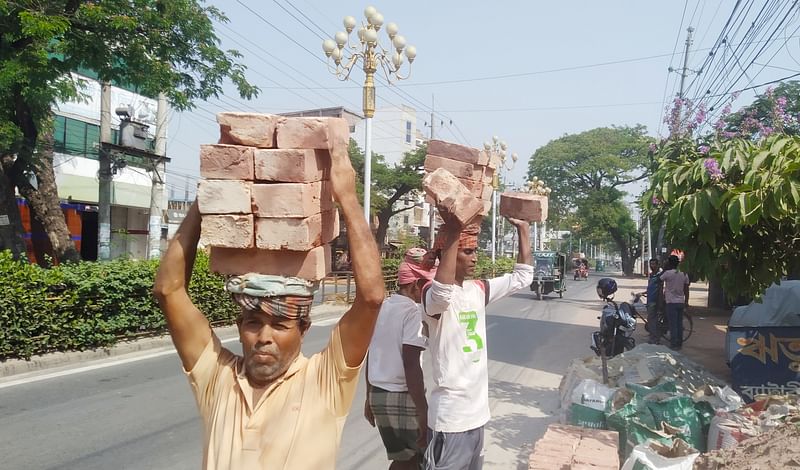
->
[152,131,385,469]
[422,213,533,470]
[364,248,437,470]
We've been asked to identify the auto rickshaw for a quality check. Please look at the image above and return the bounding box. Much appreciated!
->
[573,257,589,280]
[530,251,567,300]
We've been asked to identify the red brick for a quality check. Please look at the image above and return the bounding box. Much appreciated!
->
[251,181,333,218]
[254,149,328,183]
[499,192,548,222]
[424,154,478,180]
[197,180,252,214]
[210,244,331,280]
[217,112,279,148]
[255,209,339,251]
[423,168,483,226]
[276,117,349,150]
[482,166,495,184]
[480,184,494,201]
[427,140,485,165]
[200,144,255,180]
[200,215,254,248]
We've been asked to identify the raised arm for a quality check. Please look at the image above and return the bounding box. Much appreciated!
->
[330,137,385,367]
[424,216,462,317]
[152,202,211,370]
[508,217,532,266]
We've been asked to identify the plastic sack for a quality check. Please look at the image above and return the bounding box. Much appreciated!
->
[645,394,705,452]
[626,381,678,398]
[621,439,699,470]
[568,379,616,429]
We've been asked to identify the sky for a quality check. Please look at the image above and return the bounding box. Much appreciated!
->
[166,1,800,206]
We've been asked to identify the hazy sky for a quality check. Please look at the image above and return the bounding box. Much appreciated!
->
[166,1,800,203]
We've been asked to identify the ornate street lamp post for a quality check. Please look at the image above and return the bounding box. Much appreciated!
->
[525,177,551,250]
[323,6,416,222]
[484,136,517,261]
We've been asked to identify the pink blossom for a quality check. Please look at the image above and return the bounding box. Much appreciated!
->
[704,158,724,181]
[648,143,657,152]
[698,145,710,154]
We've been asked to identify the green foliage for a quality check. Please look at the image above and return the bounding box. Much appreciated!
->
[0,250,238,359]
[527,125,653,224]
[475,254,515,279]
[644,134,800,300]
[1,0,257,163]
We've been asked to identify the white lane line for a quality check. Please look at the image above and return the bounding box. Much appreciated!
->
[487,322,497,331]
[0,337,239,390]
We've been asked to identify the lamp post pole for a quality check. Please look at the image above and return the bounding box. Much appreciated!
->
[524,177,552,252]
[484,137,516,262]
[323,6,416,224]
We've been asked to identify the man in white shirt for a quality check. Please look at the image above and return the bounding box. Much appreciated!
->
[422,214,533,470]
[365,248,437,470]
[659,254,690,350]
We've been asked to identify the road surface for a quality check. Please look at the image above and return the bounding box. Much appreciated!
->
[0,274,605,470]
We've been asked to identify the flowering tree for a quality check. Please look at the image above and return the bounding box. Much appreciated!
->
[644,133,800,301]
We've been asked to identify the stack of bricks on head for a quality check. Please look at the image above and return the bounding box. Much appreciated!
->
[197,112,348,281]
[421,139,548,225]
[422,140,495,226]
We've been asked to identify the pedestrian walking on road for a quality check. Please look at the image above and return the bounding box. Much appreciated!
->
[660,255,690,350]
[422,212,533,470]
[152,134,384,470]
[364,248,437,470]
[645,258,663,344]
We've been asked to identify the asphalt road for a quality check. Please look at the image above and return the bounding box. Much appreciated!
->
[0,274,606,470]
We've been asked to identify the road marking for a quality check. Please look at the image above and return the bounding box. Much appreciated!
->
[0,336,240,390]
[487,322,497,331]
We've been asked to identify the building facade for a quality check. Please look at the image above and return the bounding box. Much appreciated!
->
[20,71,165,262]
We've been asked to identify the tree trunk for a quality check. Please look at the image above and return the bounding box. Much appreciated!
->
[375,207,391,253]
[620,248,635,276]
[707,278,726,309]
[11,132,80,263]
[0,156,28,260]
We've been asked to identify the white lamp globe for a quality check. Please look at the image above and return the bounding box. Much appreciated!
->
[364,6,377,19]
[370,12,384,29]
[343,16,357,32]
[334,31,348,47]
[386,22,399,38]
[364,28,378,43]
[392,52,403,69]
[392,34,406,51]
[322,39,336,56]
[405,45,417,62]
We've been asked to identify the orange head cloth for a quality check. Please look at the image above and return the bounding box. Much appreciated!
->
[433,222,481,252]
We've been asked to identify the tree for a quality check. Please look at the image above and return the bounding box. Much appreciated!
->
[0,1,257,262]
[527,126,652,225]
[723,81,800,139]
[527,126,653,274]
[644,134,800,302]
[347,140,426,251]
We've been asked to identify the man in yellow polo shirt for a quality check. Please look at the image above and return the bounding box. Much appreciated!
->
[153,132,384,469]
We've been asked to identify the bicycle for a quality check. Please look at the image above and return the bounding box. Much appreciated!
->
[628,292,694,343]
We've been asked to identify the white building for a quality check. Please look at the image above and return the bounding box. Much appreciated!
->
[354,104,419,166]
[43,71,165,260]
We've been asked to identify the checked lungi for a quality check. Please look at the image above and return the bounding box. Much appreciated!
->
[368,386,423,461]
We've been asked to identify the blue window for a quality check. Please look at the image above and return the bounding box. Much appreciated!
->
[405,120,412,143]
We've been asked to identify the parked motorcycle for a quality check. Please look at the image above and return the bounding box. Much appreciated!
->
[590,278,637,383]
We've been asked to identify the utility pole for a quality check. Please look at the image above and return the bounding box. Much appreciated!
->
[428,95,436,250]
[148,93,168,260]
[677,27,694,101]
[98,82,112,261]
[657,26,694,256]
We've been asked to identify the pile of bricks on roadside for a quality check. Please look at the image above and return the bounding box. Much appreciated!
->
[197,112,348,280]
[528,424,619,470]
[422,139,548,224]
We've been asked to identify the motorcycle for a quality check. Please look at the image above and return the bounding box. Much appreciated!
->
[590,278,637,383]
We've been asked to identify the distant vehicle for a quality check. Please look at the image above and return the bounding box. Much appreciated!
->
[530,251,567,300]
[572,257,589,280]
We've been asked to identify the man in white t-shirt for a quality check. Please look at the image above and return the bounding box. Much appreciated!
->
[422,214,533,470]
[365,248,437,469]
[659,254,690,350]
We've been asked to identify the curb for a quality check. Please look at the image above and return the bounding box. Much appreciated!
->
[0,303,350,379]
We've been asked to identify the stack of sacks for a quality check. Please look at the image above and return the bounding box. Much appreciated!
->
[197,112,347,281]
[499,192,549,223]
[423,139,496,217]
